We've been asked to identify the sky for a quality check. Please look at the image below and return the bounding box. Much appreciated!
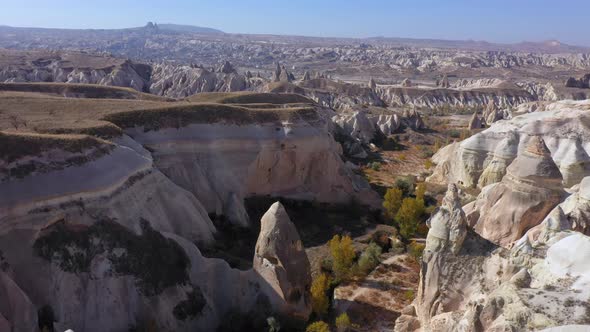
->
[1,0,590,46]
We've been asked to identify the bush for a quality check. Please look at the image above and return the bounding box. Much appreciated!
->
[424,159,433,170]
[448,129,461,138]
[311,273,331,316]
[404,289,416,302]
[395,198,425,240]
[306,321,330,332]
[335,313,351,332]
[382,137,403,151]
[267,317,281,332]
[394,177,415,197]
[355,243,382,276]
[398,153,407,161]
[415,182,426,201]
[383,187,403,220]
[329,235,356,282]
[369,162,381,171]
[408,241,426,261]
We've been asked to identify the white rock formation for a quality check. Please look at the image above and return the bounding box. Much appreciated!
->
[428,100,590,189]
[464,136,566,246]
[253,202,312,320]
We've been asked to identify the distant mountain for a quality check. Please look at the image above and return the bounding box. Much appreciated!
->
[364,36,590,53]
[157,23,224,35]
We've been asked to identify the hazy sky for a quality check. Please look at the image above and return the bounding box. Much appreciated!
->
[2,0,590,45]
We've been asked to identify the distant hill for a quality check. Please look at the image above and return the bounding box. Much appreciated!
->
[157,23,224,35]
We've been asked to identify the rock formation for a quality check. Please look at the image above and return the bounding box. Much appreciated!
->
[468,112,485,130]
[439,74,450,88]
[428,100,590,189]
[401,108,425,130]
[401,177,590,331]
[253,202,312,320]
[425,183,468,254]
[464,136,566,246]
[369,77,376,90]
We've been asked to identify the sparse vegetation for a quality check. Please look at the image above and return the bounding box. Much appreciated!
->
[383,187,403,220]
[306,321,330,332]
[328,235,356,282]
[354,242,382,276]
[408,241,426,261]
[395,198,425,240]
[311,273,331,317]
[335,313,351,332]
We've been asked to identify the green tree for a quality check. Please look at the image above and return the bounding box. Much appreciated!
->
[395,198,425,240]
[355,243,382,276]
[306,321,330,332]
[383,188,403,220]
[329,235,356,282]
[335,312,351,332]
[311,273,330,316]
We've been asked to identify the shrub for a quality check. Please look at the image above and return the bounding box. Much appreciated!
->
[433,138,442,152]
[383,188,403,220]
[382,137,403,151]
[369,162,381,171]
[329,235,356,282]
[267,317,281,332]
[394,177,415,196]
[355,243,382,276]
[424,159,433,170]
[395,198,425,240]
[311,273,331,316]
[335,313,351,332]
[408,241,426,261]
[398,153,407,161]
[306,321,330,332]
[448,129,461,138]
[415,182,426,201]
[404,289,416,302]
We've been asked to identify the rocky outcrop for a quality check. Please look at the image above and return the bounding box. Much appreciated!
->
[468,112,485,130]
[253,202,312,320]
[463,136,566,246]
[332,110,400,144]
[0,50,152,92]
[296,78,385,110]
[401,108,425,130]
[149,62,264,98]
[369,77,377,90]
[377,85,535,109]
[405,180,590,331]
[0,271,37,332]
[401,78,412,87]
[120,108,379,226]
[424,184,468,255]
[428,100,590,189]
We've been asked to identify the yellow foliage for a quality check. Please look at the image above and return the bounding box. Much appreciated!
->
[306,321,331,332]
[329,235,356,282]
[335,312,351,332]
[424,159,433,170]
[383,187,403,220]
[415,182,426,201]
[311,273,330,316]
[395,198,425,240]
[398,153,407,161]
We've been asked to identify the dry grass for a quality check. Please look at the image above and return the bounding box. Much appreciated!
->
[0,131,112,163]
[0,82,168,101]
